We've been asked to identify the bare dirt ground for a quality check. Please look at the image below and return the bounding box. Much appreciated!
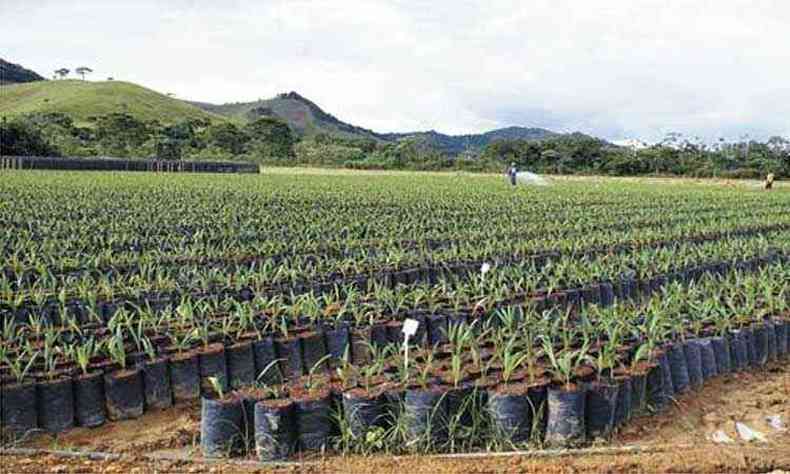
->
[3,361,788,473]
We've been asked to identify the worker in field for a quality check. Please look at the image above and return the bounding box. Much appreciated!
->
[507,162,518,187]
[764,173,774,190]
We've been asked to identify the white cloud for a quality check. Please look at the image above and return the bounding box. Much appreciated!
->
[2,0,789,140]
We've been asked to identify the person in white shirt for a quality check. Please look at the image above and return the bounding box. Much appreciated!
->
[506,162,518,186]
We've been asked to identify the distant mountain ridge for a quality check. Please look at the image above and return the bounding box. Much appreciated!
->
[379,127,562,155]
[188,91,382,141]
[1,58,45,84]
[1,56,584,153]
[191,92,566,154]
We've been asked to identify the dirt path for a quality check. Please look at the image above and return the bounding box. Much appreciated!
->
[3,362,788,473]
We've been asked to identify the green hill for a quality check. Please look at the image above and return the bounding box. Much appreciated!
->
[189,91,381,140]
[191,92,566,153]
[0,80,229,126]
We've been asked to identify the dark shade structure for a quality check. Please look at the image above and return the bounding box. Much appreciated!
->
[1,156,259,173]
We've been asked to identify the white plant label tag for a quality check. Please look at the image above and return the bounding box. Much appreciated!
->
[402,318,419,337]
[481,263,491,275]
[402,318,419,374]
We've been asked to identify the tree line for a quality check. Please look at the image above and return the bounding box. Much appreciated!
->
[1,113,295,163]
[1,112,788,178]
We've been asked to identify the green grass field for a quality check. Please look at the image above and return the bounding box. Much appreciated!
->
[0,80,229,126]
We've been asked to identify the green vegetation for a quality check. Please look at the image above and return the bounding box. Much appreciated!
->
[288,132,790,178]
[1,80,787,177]
[191,91,382,140]
[1,171,788,453]
[0,80,227,126]
[0,112,294,162]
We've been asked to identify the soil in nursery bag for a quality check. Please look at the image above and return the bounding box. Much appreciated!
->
[368,324,388,350]
[710,336,732,375]
[104,368,144,421]
[427,314,449,346]
[784,320,790,351]
[645,362,668,413]
[169,351,200,403]
[744,328,758,367]
[37,377,75,433]
[404,385,449,446]
[201,396,245,458]
[142,358,172,410]
[611,280,624,301]
[226,341,256,389]
[445,382,480,429]
[527,383,548,440]
[408,313,429,347]
[629,369,648,415]
[637,279,653,301]
[580,285,600,306]
[229,390,257,451]
[697,339,718,380]
[300,331,328,374]
[447,312,469,332]
[599,282,615,307]
[373,379,402,414]
[350,327,372,365]
[667,343,690,393]
[621,278,638,302]
[342,387,387,438]
[386,320,405,346]
[74,372,106,427]
[487,382,536,444]
[613,375,632,426]
[294,389,334,452]
[730,331,749,372]
[545,385,586,448]
[584,380,618,440]
[765,321,777,361]
[199,344,228,394]
[751,325,770,366]
[252,337,283,385]
[774,321,788,356]
[276,337,304,380]
[1,381,37,435]
[683,340,704,389]
[657,350,674,398]
[564,288,583,310]
[254,399,296,461]
[324,325,350,368]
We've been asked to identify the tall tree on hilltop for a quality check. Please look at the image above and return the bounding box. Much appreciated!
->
[75,66,93,80]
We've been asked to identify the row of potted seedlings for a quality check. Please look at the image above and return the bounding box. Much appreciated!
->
[3,235,784,382]
[7,197,770,290]
[9,176,737,278]
[5,188,784,295]
[1,250,785,440]
[4,220,786,329]
[197,265,789,459]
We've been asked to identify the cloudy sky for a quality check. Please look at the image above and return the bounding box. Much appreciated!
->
[3,0,789,141]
